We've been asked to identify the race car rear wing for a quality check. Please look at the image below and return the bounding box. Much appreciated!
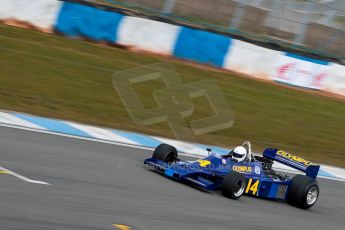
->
[263,148,320,179]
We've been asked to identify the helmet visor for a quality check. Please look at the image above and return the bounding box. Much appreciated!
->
[233,152,245,159]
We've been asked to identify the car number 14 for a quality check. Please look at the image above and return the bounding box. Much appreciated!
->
[245,178,260,195]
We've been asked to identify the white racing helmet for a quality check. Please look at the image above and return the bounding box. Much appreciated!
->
[232,146,247,162]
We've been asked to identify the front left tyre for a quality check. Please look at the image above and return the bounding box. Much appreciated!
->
[222,171,246,199]
[152,143,178,163]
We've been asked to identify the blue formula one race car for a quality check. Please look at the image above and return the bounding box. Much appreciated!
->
[144,141,320,209]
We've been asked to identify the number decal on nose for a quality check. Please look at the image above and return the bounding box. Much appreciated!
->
[197,160,211,167]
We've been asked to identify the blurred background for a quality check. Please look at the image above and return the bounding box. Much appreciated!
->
[1,1,345,229]
[0,0,344,166]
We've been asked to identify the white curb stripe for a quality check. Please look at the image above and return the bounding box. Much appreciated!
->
[65,122,138,145]
[0,112,44,129]
[153,137,209,156]
[321,165,345,179]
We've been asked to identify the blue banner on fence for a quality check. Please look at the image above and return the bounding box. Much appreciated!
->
[55,2,123,43]
[173,27,232,67]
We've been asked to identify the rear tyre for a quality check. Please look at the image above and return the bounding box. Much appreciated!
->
[152,144,178,163]
[222,172,246,199]
[287,174,319,209]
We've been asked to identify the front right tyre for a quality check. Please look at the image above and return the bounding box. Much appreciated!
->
[152,143,178,163]
[287,174,319,209]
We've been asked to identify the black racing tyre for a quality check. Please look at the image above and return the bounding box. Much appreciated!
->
[287,174,319,209]
[222,172,246,199]
[152,144,177,163]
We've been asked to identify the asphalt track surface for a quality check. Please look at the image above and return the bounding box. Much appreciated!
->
[0,126,344,230]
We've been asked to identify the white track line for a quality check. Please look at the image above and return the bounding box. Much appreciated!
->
[0,166,51,185]
[0,122,344,182]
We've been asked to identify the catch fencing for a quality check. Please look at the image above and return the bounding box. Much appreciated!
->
[90,0,345,60]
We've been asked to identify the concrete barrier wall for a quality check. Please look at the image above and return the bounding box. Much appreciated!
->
[117,16,180,55]
[1,0,344,96]
[224,40,282,80]
[271,53,330,90]
[321,63,345,96]
[0,0,62,32]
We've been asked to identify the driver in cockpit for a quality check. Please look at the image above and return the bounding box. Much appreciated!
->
[231,146,248,162]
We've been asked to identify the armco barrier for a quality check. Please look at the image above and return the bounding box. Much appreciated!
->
[0,0,344,96]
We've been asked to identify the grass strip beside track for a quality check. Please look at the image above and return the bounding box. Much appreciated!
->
[0,24,344,167]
